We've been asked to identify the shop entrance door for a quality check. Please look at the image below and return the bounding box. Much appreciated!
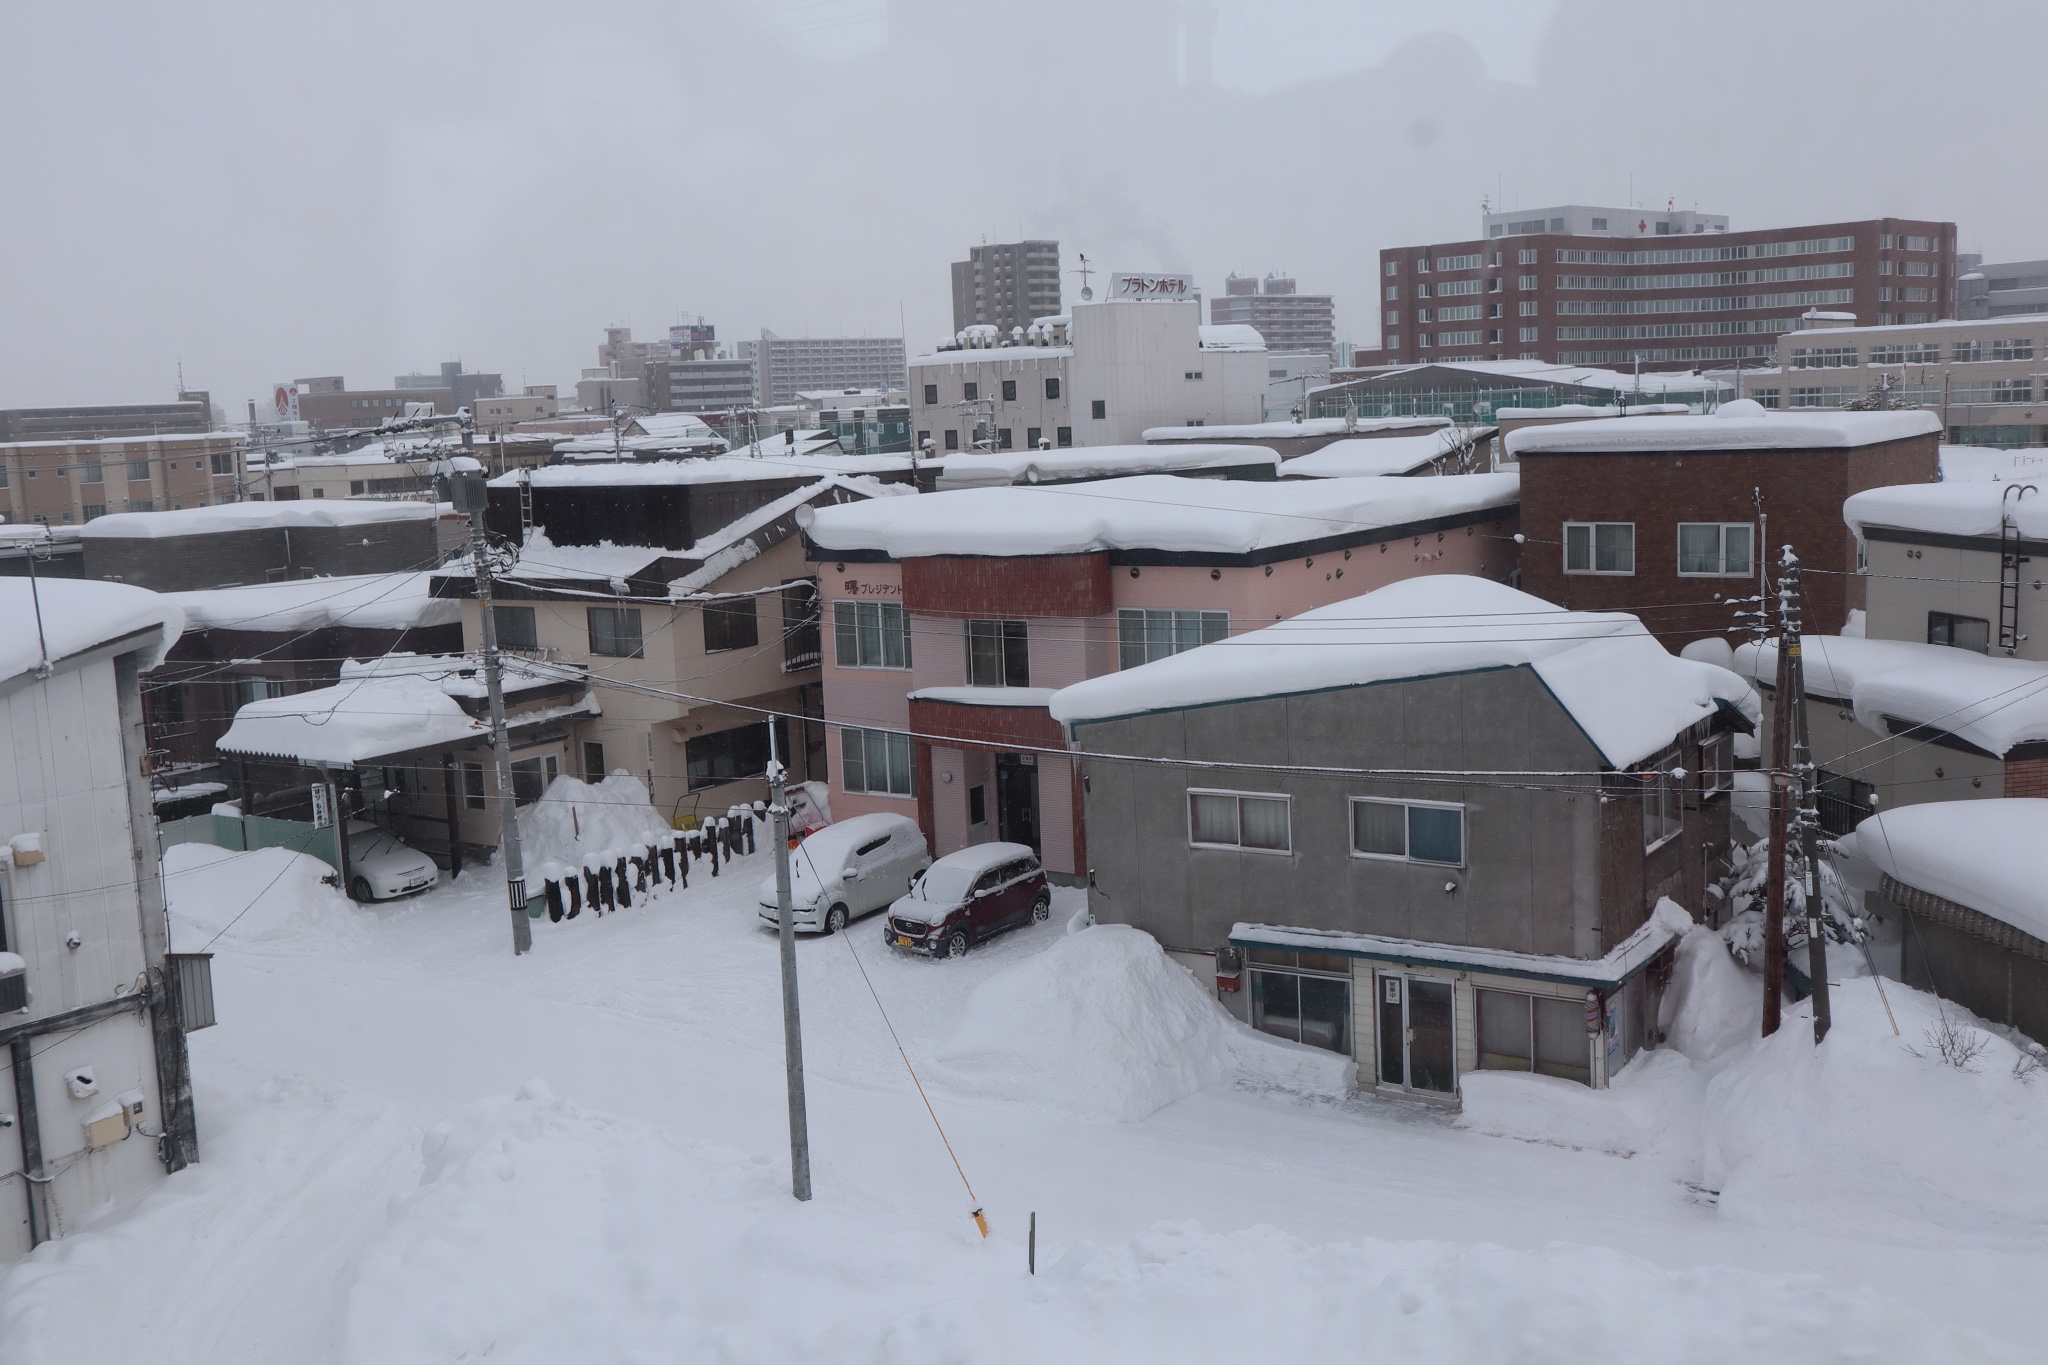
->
[995,753,1040,853]
[1376,973,1457,1095]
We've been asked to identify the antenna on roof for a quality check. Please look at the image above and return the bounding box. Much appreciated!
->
[1074,254,1094,302]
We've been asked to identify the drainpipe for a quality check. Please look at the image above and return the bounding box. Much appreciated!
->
[8,1036,52,1247]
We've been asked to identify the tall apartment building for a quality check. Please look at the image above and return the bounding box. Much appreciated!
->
[950,240,1062,335]
[1378,206,1957,372]
[0,396,214,442]
[740,332,907,408]
[0,432,246,524]
[1210,274,1336,357]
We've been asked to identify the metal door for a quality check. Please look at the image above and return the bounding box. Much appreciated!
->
[1377,972,1457,1095]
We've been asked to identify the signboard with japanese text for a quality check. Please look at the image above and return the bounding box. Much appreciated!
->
[1112,272,1195,301]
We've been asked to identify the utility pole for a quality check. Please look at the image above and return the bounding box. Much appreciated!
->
[768,724,812,1200]
[1781,549,1832,1043]
[447,416,531,955]
[1763,551,1790,1037]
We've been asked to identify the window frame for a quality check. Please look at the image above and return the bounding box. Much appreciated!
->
[1563,521,1635,575]
[840,725,914,798]
[832,599,911,670]
[1117,608,1227,669]
[1698,732,1732,801]
[1090,399,1106,420]
[492,604,539,650]
[1186,787,1293,855]
[1348,797,1466,867]
[1640,746,1683,852]
[1927,610,1991,654]
[964,618,1030,688]
[586,605,645,658]
[701,596,760,653]
[1675,521,1755,578]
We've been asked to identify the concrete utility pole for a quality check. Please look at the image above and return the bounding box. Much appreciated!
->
[768,725,812,1200]
[447,417,530,955]
[1781,549,1832,1043]
[1763,556,1791,1038]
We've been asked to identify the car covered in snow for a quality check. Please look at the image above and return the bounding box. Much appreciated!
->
[884,842,1049,957]
[756,812,929,934]
[345,820,440,901]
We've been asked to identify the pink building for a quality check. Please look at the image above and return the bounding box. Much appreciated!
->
[801,473,1522,883]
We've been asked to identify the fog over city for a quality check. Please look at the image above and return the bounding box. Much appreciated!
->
[5,0,2042,410]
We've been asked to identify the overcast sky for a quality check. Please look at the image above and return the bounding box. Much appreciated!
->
[4,0,2042,414]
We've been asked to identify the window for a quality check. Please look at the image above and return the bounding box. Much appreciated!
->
[1025,426,1042,448]
[82,503,107,521]
[686,721,777,791]
[1790,346,1858,369]
[1816,770,1877,837]
[1385,286,1400,301]
[1183,370,1204,380]
[1790,386,1856,409]
[1350,798,1464,865]
[1188,789,1291,852]
[492,604,538,649]
[1904,343,1941,364]
[944,429,960,450]
[1518,249,1539,265]
[349,480,366,495]
[464,762,487,810]
[1641,748,1682,850]
[510,756,550,806]
[1385,310,1401,327]
[834,600,910,668]
[1045,377,1060,400]
[1418,335,1433,348]
[702,597,758,652]
[1563,522,1633,574]
[1868,345,1904,365]
[78,462,103,484]
[1676,522,1754,577]
[1384,335,1400,350]
[923,383,938,404]
[1056,426,1072,447]
[1518,326,1539,342]
[582,741,605,783]
[127,458,150,481]
[210,450,234,475]
[1928,611,1990,653]
[1699,732,1732,800]
[1090,399,1106,419]
[1417,282,1432,298]
[841,725,913,797]
[1992,338,2035,362]
[1436,253,1482,271]
[1385,260,1399,276]
[587,606,644,658]
[1476,989,1590,1084]
[1416,258,1431,273]
[1418,308,1434,323]
[964,618,1029,687]
[1118,609,1226,668]
[1518,300,1538,316]
[1952,340,1982,363]
[962,381,978,401]
[1589,218,1607,232]
[999,379,1016,402]
[1247,950,1352,1055]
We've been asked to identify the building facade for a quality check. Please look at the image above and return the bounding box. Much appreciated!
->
[1378,210,1957,372]
[1211,274,1336,358]
[950,239,1061,336]
[292,377,453,433]
[741,332,908,408]
[1960,256,2048,320]
[909,299,1269,451]
[0,432,245,525]
[1511,407,1942,650]
[0,396,214,443]
[395,361,503,409]
[2,580,204,1262]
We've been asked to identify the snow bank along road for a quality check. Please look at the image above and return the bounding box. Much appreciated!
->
[1,841,2042,1362]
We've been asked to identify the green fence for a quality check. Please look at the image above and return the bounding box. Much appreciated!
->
[159,812,344,872]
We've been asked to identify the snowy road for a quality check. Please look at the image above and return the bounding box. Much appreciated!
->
[1,840,2040,1362]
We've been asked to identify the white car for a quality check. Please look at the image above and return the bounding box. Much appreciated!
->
[757,812,930,934]
[346,820,440,902]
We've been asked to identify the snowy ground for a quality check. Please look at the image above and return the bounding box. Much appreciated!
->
[3,839,2045,1362]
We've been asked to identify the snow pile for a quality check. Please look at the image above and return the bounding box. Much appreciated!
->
[1052,575,1759,770]
[77,499,435,538]
[935,443,1281,489]
[1456,1052,1703,1163]
[0,577,184,681]
[1279,430,1491,478]
[163,842,364,949]
[934,924,1349,1121]
[1508,399,1940,457]
[1703,977,2048,1237]
[217,676,484,765]
[1845,799,2048,941]
[168,572,457,633]
[1846,479,2048,542]
[516,773,672,874]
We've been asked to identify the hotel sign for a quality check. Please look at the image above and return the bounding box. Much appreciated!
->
[1112,271,1195,300]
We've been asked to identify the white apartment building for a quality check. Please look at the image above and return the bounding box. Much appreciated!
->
[1742,314,2048,447]
[907,299,1268,451]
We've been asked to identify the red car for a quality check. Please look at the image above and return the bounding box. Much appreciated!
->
[884,842,1050,957]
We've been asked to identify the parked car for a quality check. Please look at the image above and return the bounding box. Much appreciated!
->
[884,842,1050,957]
[756,812,930,934]
[346,820,440,901]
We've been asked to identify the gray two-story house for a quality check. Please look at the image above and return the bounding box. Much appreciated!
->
[1049,574,1757,1100]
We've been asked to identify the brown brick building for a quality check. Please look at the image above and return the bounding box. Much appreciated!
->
[0,432,245,525]
[1510,405,1942,650]
[1377,214,1956,373]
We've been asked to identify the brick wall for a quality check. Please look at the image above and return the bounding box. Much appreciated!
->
[1517,433,1937,650]
[902,553,1112,618]
[2007,754,2048,798]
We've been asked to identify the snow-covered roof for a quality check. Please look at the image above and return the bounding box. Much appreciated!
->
[1233,898,1695,989]
[1197,324,1266,351]
[1506,399,1940,456]
[1939,446,2048,484]
[0,524,82,548]
[934,443,1281,489]
[1849,800,2048,942]
[503,536,670,584]
[1143,416,1449,442]
[219,678,486,766]
[167,573,459,634]
[1779,314,2048,338]
[77,499,437,539]
[908,686,1060,708]
[908,347,1070,369]
[1051,575,1759,769]
[1279,431,1494,479]
[492,453,912,490]
[1844,482,2048,543]
[628,412,716,440]
[337,651,572,700]
[1734,636,2048,757]
[800,472,1519,560]
[1492,403,1691,419]
[0,578,184,685]
[666,476,910,596]
[1324,359,1728,395]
